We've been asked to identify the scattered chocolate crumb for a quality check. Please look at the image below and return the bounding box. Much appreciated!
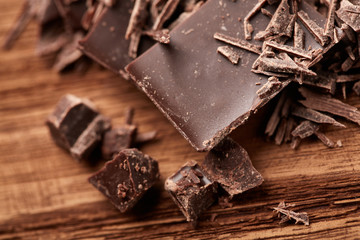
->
[273,201,309,225]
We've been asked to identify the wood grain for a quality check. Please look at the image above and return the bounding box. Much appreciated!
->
[0,1,360,239]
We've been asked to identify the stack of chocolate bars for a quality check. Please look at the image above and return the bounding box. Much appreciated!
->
[5,0,360,223]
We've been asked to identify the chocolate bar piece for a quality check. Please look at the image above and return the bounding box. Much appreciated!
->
[126,0,277,151]
[89,149,160,212]
[79,0,154,75]
[165,161,217,222]
[202,137,264,198]
[46,94,111,161]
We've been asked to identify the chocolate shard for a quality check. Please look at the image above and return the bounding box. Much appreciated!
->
[126,0,277,151]
[256,76,282,99]
[46,94,111,161]
[89,149,160,212]
[291,120,319,139]
[273,201,309,225]
[143,29,170,44]
[165,160,217,222]
[265,41,312,60]
[102,125,137,160]
[301,73,336,94]
[291,104,345,128]
[202,137,263,198]
[244,0,267,40]
[134,130,157,144]
[314,130,336,148]
[324,0,337,38]
[53,31,84,72]
[213,32,262,55]
[298,87,360,126]
[152,0,180,30]
[36,20,69,56]
[353,80,360,95]
[297,10,328,46]
[265,91,287,137]
[255,0,294,41]
[217,45,241,65]
[125,0,149,39]
[54,0,87,32]
[274,118,287,145]
[336,0,360,33]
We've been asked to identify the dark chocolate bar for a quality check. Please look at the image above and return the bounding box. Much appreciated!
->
[89,148,160,212]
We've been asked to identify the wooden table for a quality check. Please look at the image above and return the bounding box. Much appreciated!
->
[1,1,359,239]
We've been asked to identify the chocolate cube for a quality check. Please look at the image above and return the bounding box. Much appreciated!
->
[46,94,111,161]
[89,148,160,212]
[165,161,217,222]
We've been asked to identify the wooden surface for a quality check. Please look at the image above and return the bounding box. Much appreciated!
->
[1,1,360,239]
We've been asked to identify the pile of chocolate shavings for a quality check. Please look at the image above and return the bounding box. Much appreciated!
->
[3,0,205,73]
[213,0,360,149]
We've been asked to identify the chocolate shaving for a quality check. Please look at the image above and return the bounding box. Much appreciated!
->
[217,45,241,65]
[299,87,360,125]
[336,0,360,32]
[134,130,157,144]
[53,31,84,72]
[256,76,282,99]
[261,8,273,18]
[143,29,170,44]
[256,53,317,76]
[342,83,347,100]
[336,73,360,83]
[301,73,336,94]
[284,117,296,142]
[152,0,180,30]
[244,0,267,40]
[314,130,336,148]
[251,69,290,78]
[353,81,360,95]
[265,41,312,60]
[3,1,37,50]
[294,22,305,49]
[273,201,309,225]
[125,0,149,40]
[324,0,337,39]
[291,120,319,139]
[275,118,287,145]
[291,104,345,128]
[290,136,301,149]
[128,30,142,59]
[213,32,262,54]
[255,0,294,41]
[298,10,328,46]
[265,91,287,136]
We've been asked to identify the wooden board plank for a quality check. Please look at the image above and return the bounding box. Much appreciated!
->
[0,1,359,239]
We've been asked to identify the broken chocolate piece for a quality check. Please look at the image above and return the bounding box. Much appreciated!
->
[314,130,336,148]
[46,94,111,161]
[213,32,262,55]
[265,41,312,60]
[273,201,309,225]
[152,0,180,30]
[165,160,217,222]
[324,0,337,38]
[256,76,283,99]
[202,137,263,198]
[89,148,160,212]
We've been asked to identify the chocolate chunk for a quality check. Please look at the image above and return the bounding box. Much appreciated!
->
[202,137,263,198]
[79,1,154,75]
[126,0,285,151]
[273,201,309,225]
[46,94,111,161]
[89,149,160,212]
[165,160,217,222]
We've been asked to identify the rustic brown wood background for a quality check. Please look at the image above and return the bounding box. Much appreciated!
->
[1,1,360,239]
